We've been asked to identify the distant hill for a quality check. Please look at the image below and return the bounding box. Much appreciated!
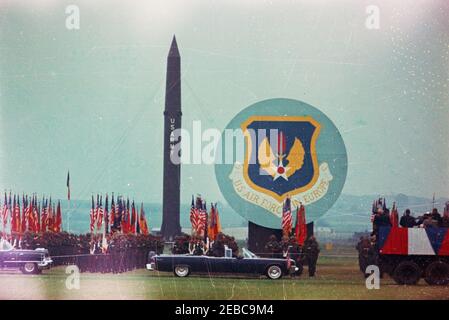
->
[59,200,246,234]
[315,194,449,233]
[60,194,448,234]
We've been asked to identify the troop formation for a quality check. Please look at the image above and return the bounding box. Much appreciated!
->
[17,231,163,273]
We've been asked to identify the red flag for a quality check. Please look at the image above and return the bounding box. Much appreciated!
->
[390,202,399,228]
[130,200,137,234]
[46,200,54,232]
[96,195,104,232]
[109,194,115,231]
[120,198,131,234]
[21,195,28,233]
[294,204,307,245]
[41,198,47,232]
[55,201,62,232]
[27,196,35,232]
[139,203,149,235]
[33,197,40,233]
[207,203,222,241]
[11,195,19,234]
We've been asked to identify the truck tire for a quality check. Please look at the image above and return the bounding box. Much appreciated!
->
[392,261,421,285]
[424,261,449,286]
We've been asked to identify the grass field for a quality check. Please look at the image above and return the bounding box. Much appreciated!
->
[1,255,449,300]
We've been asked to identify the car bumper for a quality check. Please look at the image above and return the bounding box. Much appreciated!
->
[38,258,53,269]
[146,262,156,271]
[289,266,299,273]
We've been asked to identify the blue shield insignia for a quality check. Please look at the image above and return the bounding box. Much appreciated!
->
[241,116,321,202]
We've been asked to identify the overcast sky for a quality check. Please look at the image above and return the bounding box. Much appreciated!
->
[0,0,448,203]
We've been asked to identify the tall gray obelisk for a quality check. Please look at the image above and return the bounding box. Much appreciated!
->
[161,36,182,240]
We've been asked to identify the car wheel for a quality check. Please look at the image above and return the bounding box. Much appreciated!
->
[266,265,283,280]
[21,262,38,275]
[392,261,421,285]
[424,261,449,286]
[174,265,190,277]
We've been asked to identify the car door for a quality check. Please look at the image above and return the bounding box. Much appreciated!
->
[0,251,5,268]
[207,256,234,274]
[1,250,20,268]
[232,257,257,274]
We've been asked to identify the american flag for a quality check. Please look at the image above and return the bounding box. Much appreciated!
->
[27,196,35,232]
[96,195,104,231]
[41,197,47,232]
[33,196,40,232]
[197,201,208,237]
[104,194,109,234]
[89,195,95,233]
[281,197,292,236]
[109,194,115,228]
[189,196,198,233]
[2,192,9,231]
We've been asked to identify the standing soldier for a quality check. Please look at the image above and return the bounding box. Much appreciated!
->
[304,236,320,277]
[356,236,371,274]
[109,237,119,274]
[281,236,290,258]
[264,235,280,258]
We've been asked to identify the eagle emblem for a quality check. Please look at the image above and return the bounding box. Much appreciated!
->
[258,136,305,181]
[241,116,321,202]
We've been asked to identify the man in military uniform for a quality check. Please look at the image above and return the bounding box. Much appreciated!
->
[400,209,416,228]
[264,235,281,258]
[280,236,290,258]
[210,233,225,257]
[373,208,391,236]
[304,236,320,277]
[356,236,371,274]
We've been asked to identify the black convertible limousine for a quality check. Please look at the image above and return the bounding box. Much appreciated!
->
[0,239,53,274]
[146,248,298,279]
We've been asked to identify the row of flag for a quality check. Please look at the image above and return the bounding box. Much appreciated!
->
[189,195,221,241]
[1,192,62,236]
[90,194,149,236]
[281,197,307,245]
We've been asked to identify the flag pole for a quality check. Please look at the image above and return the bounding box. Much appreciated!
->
[432,193,435,210]
[66,170,71,233]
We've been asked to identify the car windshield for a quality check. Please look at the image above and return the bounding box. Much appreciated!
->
[242,248,258,259]
[0,239,13,251]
